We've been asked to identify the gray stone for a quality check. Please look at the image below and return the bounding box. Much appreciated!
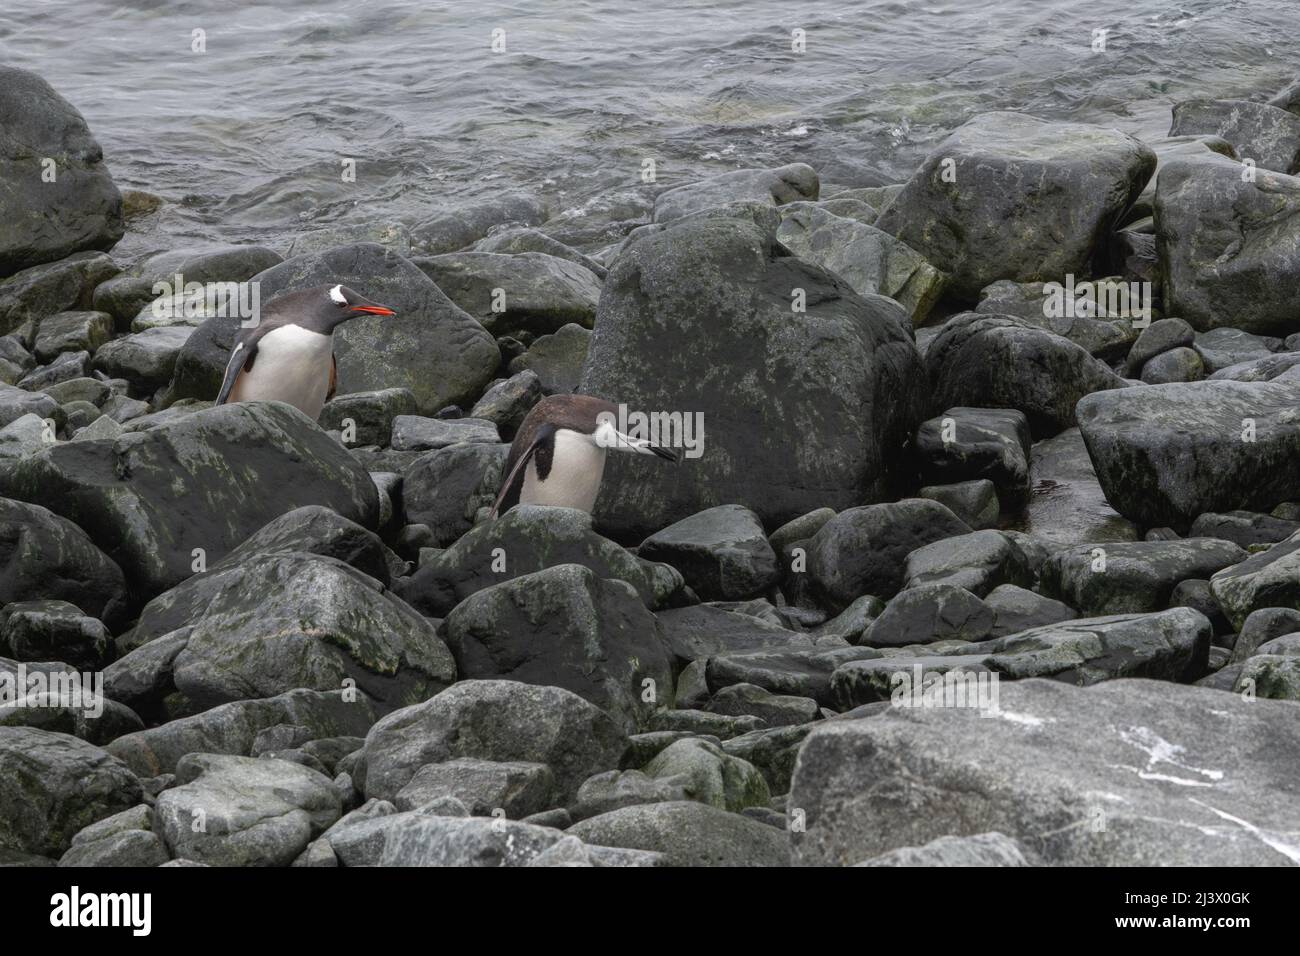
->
[915,407,1031,506]
[410,193,549,255]
[33,311,114,362]
[1169,98,1300,174]
[653,164,817,222]
[637,504,778,601]
[468,370,542,437]
[393,758,555,818]
[855,832,1029,867]
[390,415,500,451]
[861,584,994,648]
[916,479,999,530]
[641,737,770,812]
[983,584,1076,638]
[902,529,1033,597]
[319,388,418,446]
[399,442,508,547]
[569,800,789,866]
[1141,346,1203,384]
[506,322,590,395]
[1211,531,1300,630]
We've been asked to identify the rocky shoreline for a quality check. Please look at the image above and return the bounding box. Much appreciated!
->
[1,64,1299,867]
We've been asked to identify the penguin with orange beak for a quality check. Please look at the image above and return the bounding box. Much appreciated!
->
[216,283,396,420]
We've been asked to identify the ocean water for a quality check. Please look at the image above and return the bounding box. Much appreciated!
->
[2,0,1296,255]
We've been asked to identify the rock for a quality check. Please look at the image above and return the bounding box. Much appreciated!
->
[105,688,376,778]
[413,252,601,337]
[875,113,1155,299]
[902,529,1033,597]
[656,604,814,666]
[569,801,789,866]
[641,738,770,812]
[926,313,1126,437]
[169,243,499,415]
[90,244,283,324]
[1040,539,1248,615]
[791,678,1300,866]
[916,479,999,530]
[831,608,1211,707]
[468,370,542,437]
[974,278,1141,362]
[647,709,766,739]
[0,498,128,627]
[1210,531,1300,630]
[33,311,114,362]
[410,193,549,255]
[0,382,59,428]
[155,754,341,866]
[810,595,885,643]
[1234,655,1300,700]
[506,322,590,395]
[1190,511,1300,548]
[0,599,110,668]
[1231,608,1300,663]
[45,376,110,406]
[1210,352,1300,383]
[0,254,119,340]
[579,208,926,539]
[393,758,555,818]
[390,415,500,451]
[18,350,91,391]
[807,499,972,611]
[165,552,454,713]
[636,504,778,601]
[318,388,418,447]
[855,832,1029,867]
[1194,328,1282,373]
[1076,379,1300,527]
[653,164,818,222]
[442,565,674,732]
[399,442,507,547]
[861,584,994,647]
[570,769,692,820]
[1125,317,1195,375]
[473,226,608,278]
[1156,155,1300,335]
[357,680,627,804]
[0,69,123,277]
[59,805,168,867]
[0,727,141,857]
[983,584,1076,638]
[707,645,880,707]
[1141,346,1203,384]
[92,326,193,391]
[395,505,683,617]
[706,683,820,727]
[774,203,946,323]
[0,402,379,596]
[1169,99,1300,174]
[915,407,1032,507]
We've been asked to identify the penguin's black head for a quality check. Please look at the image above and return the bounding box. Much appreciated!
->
[309,284,397,332]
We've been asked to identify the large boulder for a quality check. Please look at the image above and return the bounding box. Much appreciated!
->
[1155,155,1300,335]
[875,113,1155,299]
[442,565,674,732]
[356,680,627,804]
[1169,99,1300,174]
[395,505,684,617]
[90,244,282,324]
[791,678,1300,865]
[167,243,499,414]
[580,207,926,539]
[0,253,119,335]
[0,68,123,277]
[0,727,141,857]
[0,498,128,627]
[1077,379,1300,527]
[926,313,1126,437]
[0,402,379,596]
[1210,530,1300,630]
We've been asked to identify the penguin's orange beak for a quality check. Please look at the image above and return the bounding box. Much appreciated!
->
[351,304,395,316]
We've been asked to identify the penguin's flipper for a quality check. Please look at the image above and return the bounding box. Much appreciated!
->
[489,424,556,519]
[326,354,338,403]
[215,339,259,406]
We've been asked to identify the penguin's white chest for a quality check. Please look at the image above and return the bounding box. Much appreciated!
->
[230,324,334,420]
[520,428,607,512]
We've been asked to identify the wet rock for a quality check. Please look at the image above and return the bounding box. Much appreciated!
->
[1210,531,1300,630]
[506,322,590,395]
[0,727,141,857]
[0,498,128,627]
[861,584,993,648]
[1077,379,1300,527]
[1230,608,1300,663]
[410,193,549,256]
[0,599,110,669]
[916,479,999,530]
[655,604,814,667]
[357,680,627,804]
[568,801,789,866]
[707,645,881,707]
[473,226,608,278]
[975,278,1140,362]
[0,402,379,596]
[92,325,193,391]
[1190,510,1300,548]
[807,499,971,611]
[33,311,114,362]
[91,244,282,324]
[1194,328,1282,373]
[1169,98,1300,174]
[396,505,683,616]
[647,709,765,739]
[792,678,1300,866]
[1040,539,1248,615]
[915,407,1031,507]
[653,164,817,222]
[443,564,674,732]
[570,769,691,820]
[155,753,341,866]
[637,504,778,601]
[414,252,601,337]
[0,69,123,277]
[983,584,1076,638]
[902,529,1033,597]
[580,208,926,539]
[926,313,1126,437]
[875,112,1155,299]
[774,202,946,323]
[1,254,120,340]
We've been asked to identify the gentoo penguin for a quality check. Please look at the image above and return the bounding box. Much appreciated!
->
[215,284,395,420]
[490,394,679,517]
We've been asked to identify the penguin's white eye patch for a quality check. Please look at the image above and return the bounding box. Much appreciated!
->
[329,284,346,305]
